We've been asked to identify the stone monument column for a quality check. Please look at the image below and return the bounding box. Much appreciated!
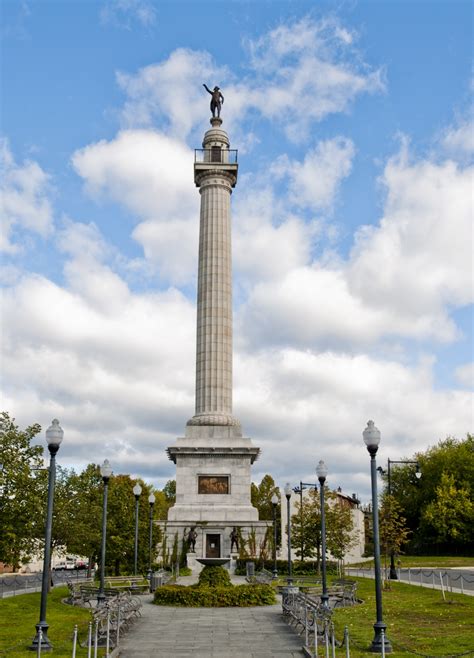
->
[164,109,266,545]
[188,117,239,428]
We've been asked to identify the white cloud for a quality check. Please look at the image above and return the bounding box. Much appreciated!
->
[233,348,472,487]
[239,139,473,351]
[349,143,474,327]
[275,136,355,211]
[72,130,199,284]
[100,0,156,29]
[455,362,474,389]
[238,265,392,350]
[72,130,195,220]
[442,119,474,156]
[1,220,196,476]
[0,138,53,253]
[242,16,384,141]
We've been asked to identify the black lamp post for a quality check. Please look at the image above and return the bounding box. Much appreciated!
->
[293,481,318,561]
[284,483,293,584]
[271,493,279,578]
[30,419,64,651]
[98,459,112,605]
[378,459,421,579]
[133,482,142,576]
[148,492,155,583]
[316,460,329,608]
[363,420,392,653]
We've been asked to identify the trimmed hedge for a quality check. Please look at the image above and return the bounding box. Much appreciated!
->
[153,583,276,607]
[234,558,338,576]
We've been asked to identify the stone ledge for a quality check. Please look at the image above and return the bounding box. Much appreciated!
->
[167,445,260,464]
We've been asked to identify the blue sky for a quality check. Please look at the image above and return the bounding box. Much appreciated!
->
[1,0,472,500]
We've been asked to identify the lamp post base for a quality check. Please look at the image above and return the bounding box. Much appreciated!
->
[29,622,52,651]
[369,622,392,653]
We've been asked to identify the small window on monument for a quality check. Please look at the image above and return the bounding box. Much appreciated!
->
[211,146,221,163]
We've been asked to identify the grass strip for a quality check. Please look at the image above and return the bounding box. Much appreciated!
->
[0,586,93,657]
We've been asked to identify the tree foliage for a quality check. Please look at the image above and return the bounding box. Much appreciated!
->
[290,487,358,568]
[0,413,45,569]
[251,474,280,520]
[379,494,411,559]
[388,435,474,552]
[251,474,281,551]
[421,472,474,544]
[326,494,358,561]
[291,488,322,564]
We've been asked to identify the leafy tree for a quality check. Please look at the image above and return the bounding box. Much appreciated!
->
[106,474,154,575]
[153,489,173,520]
[251,475,280,520]
[52,466,156,575]
[163,479,176,504]
[326,494,357,562]
[389,435,474,551]
[291,488,323,565]
[54,464,103,573]
[251,474,281,553]
[421,472,474,544]
[0,413,45,569]
[379,494,411,563]
[291,487,359,569]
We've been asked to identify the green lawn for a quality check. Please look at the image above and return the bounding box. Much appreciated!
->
[333,577,474,657]
[0,587,93,657]
[351,555,474,569]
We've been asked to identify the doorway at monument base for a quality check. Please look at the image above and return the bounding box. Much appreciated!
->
[156,520,271,574]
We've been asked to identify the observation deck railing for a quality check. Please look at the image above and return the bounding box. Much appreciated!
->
[194,148,238,165]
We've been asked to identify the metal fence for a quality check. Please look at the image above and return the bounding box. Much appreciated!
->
[346,567,474,596]
[282,589,350,657]
[0,570,91,598]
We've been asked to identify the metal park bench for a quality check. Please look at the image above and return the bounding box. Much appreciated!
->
[91,591,142,647]
[247,568,274,584]
[104,576,149,593]
[65,577,95,606]
[331,579,358,607]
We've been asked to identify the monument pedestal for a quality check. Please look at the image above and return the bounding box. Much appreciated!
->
[159,424,270,572]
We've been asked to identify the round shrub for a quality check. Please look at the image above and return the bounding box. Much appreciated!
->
[198,565,232,588]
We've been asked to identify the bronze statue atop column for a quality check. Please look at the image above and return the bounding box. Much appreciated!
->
[203,84,224,118]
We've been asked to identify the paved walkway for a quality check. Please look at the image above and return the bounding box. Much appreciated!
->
[118,593,303,657]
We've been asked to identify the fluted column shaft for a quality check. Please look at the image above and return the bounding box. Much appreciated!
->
[191,171,235,424]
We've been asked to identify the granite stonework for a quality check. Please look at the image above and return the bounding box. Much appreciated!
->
[158,116,270,570]
[168,426,259,522]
